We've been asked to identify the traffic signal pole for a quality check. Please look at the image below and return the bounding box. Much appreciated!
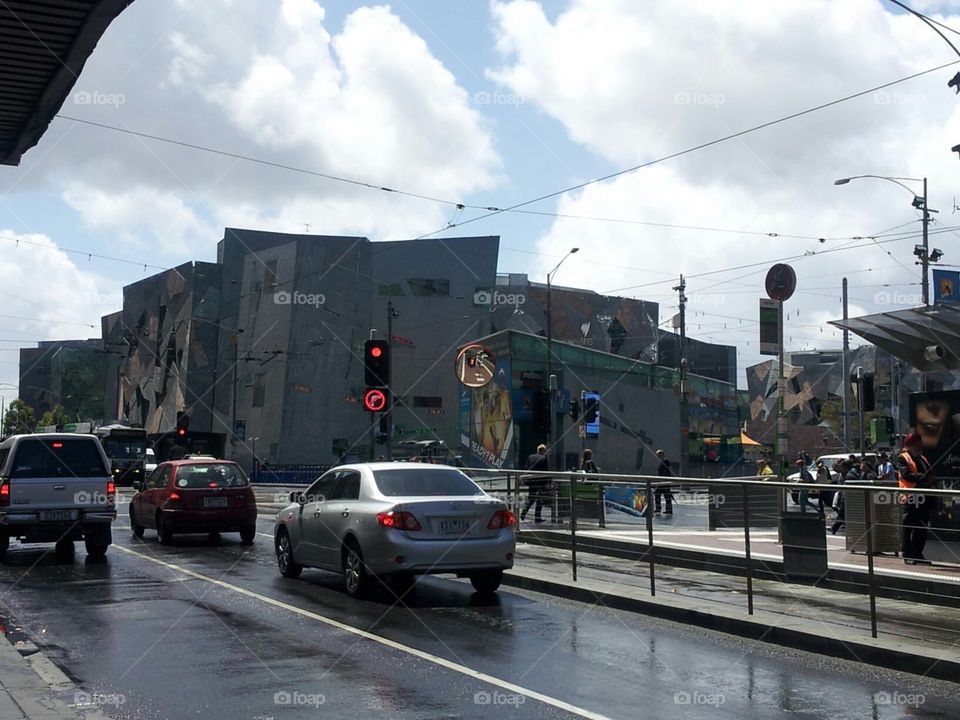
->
[386,301,394,461]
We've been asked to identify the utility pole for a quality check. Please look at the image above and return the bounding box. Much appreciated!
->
[386,301,396,461]
[856,366,866,458]
[841,278,850,451]
[776,298,787,478]
[674,275,689,477]
[921,177,930,306]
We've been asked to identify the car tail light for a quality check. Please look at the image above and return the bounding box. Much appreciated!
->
[377,510,421,531]
[164,491,182,509]
[0,480,8,507]
[51,441,63,449]
[487,509,516,530]
[107,480,116,506]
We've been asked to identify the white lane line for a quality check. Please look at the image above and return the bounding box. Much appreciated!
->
[113,544,612,720]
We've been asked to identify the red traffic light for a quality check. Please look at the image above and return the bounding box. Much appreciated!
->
[176,427,187,437]
[370,346,383,358]
[362,388,388,412]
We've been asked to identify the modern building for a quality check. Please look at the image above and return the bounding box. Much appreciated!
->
[211,229,501,470]
[460,329,741,473]
[83,228,741,468]
[18,339,106,421]
[101,261,224,457]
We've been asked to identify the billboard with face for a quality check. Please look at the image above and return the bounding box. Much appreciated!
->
[907,390,960,532]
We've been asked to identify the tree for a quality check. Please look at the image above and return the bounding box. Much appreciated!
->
[2,399,36,436]
[38,404,69,430]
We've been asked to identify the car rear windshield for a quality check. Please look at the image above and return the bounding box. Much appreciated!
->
[373,468,482,497]
[175,463,249,489]
[10,438,108,478]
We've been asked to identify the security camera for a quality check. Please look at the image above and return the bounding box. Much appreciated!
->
[924,344,945,362]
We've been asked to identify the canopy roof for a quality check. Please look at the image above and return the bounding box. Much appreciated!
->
[0,1,133,166]
[829,304,960,371]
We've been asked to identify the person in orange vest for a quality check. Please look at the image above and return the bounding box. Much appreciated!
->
[896,432,934,565]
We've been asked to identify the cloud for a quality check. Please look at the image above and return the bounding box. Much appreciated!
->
[0,230,120,405]
[18,0,502,251]
[488,0,960,381]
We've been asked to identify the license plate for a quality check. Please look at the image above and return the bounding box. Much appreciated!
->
[41,510,78,522]
[203,497,228,508]
[437,518,471,535]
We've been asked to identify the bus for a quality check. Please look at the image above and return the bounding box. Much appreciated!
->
[92,424,148,486]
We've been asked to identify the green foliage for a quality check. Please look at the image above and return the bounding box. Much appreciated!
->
[2,399,36,436]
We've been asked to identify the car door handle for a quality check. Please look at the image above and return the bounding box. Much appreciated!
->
[314,510,322,517]
[341,509,350,517]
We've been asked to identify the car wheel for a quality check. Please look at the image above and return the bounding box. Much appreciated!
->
[342,541,370,597]
[54,539,74,558]
[84,538,109,559]
[276,530,302,579]
[130,507,145,539]
[0,535,8,560]
[469,569,503,594]
[239,525,256,545]
[207,532,221,544]
[790,489,800,505]
[156,513,173,545]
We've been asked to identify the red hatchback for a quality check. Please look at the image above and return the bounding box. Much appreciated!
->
[129,460,257,545]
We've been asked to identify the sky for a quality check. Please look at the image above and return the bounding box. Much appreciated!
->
[3,0,960,410]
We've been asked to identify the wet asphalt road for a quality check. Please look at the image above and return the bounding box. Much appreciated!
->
[0,510,958,720]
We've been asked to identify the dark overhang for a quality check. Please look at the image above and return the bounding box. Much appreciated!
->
[829,304,960,371]
[0,0,134,166]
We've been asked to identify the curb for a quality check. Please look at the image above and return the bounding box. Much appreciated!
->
[501,568,960,682]
[0,632,110,720]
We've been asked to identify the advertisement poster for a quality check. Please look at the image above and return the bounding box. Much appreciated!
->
[470,361,514,469]
[602,486,648,523]
[907,390,960,531]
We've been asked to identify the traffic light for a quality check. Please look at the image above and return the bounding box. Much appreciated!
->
[861,376,875,412]
[362,388,389,413]
[364,339,390,387]
[569,398,580,421]
[175,411,189,438]
[376,414,390,444]
[532,391,550,434]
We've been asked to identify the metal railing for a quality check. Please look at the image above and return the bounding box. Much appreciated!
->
[463,467,960,640]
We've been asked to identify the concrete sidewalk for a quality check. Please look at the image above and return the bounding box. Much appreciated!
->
[0,630,111,720]
[506,541,960,681]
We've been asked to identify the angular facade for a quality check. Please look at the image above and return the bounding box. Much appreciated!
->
[101,262,222,439]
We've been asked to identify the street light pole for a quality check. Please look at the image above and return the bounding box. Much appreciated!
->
[921,177,930,306]
[546,248,579,470]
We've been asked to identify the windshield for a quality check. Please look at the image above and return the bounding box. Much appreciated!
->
[373,468,483,497]
[175,463,249,489]
[11,438,108,478]
[103,438,147,460]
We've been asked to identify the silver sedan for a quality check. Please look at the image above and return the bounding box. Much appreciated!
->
[273,463,516,596]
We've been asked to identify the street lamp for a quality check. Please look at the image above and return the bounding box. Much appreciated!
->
[546,247,579,469]
[834,175,938,306]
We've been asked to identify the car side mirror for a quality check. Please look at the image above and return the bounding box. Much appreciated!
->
[132,481,143,491]
[289,491,304,504]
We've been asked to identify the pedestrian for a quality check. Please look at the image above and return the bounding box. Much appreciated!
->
[654,449,674,515]
[896,433,935,565]
[830,460,852,536]
[877,452,897,485]
[757,458,774,478]
[795,456,820,515]
[581,448,599,474]
[520,443,551,523]
[815,460,832,516]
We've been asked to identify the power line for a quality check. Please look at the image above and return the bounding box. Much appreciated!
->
[413,59,960,240]
[1,233,168,272]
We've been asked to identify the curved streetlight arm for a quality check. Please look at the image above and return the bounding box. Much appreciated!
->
[548,247,580,281]
[834,174,922,198]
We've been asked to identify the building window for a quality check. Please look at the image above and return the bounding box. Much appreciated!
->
[407,279,449,297]
[412,396,443,409]
[378,283,406,296]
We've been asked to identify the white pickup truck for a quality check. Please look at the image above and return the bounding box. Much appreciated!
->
[0,433,116,559]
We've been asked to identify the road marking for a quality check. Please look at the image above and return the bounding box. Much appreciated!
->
[113,544,612,720]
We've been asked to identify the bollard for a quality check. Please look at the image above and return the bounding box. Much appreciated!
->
[598,484,606,528]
